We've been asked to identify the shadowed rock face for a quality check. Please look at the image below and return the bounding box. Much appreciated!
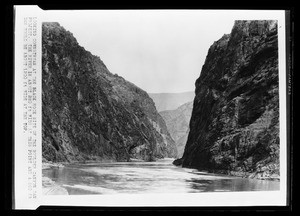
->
[42,22,177,163]
[175,20,279,180]
[160,101,193,158]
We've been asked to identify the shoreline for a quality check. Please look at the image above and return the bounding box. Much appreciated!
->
[211,169,280,181]
[42,161,68,195]
[42,176,69,195]
[178,165,280,181]
[172,158,280,181]
[42,157,176,170]
[42,158,279,181]
[42,160,68,195]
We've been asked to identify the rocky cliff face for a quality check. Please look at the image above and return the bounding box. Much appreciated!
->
[42,22,177,163]
[174,20,279,180]
[160,101,193,157]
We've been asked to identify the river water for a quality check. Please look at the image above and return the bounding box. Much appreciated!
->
[42,158,279,195]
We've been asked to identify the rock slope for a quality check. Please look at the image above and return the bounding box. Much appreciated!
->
[42,22,177,163]
[149,91,195,112]
[174,20,279,180]
[160,101,193,157]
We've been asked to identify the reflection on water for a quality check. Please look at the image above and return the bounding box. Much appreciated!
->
[43,158,279,195]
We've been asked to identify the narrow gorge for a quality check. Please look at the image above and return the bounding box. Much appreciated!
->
[42,20,280,181]
[41,20,281,196]
[174,20,280,180]
[42,22,177,163]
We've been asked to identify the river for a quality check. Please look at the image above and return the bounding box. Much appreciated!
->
[42,158,279,195]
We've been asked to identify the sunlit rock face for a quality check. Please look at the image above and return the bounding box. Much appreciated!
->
[42,22,177,163]
[175,20,279,180]
[160,101,193,158]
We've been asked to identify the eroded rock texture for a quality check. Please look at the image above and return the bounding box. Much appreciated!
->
[42,22,177,163]
[175,20,279,180]
[160,101,193,158]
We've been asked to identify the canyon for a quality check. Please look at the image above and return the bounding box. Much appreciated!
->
[159,101,193,158]
[42,20,280,181]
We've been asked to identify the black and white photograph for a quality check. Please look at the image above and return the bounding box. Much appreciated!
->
[13,6,290,208]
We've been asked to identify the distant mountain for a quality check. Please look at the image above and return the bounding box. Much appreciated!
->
[160,101,193,157]
[42,22,177,163]
[149,91,195,112]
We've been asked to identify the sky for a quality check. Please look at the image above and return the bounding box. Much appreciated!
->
[41,10,281,93]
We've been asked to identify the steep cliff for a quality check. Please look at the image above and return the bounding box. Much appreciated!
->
[42,22,177,163]
[174,20,279,180]
[160,101,193,157]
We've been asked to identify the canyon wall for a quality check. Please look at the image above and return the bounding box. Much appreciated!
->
[175,20,279,180]
[42,22,177,163]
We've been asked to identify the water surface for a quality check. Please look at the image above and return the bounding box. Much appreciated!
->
[43,158,279,195]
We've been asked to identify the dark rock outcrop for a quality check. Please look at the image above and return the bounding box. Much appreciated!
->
[42,22,177,163]
[149,91,195,112]
[175,20,279,180]
[160,101,193,157]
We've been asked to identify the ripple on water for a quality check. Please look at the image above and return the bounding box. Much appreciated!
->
[42,159,280,195]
